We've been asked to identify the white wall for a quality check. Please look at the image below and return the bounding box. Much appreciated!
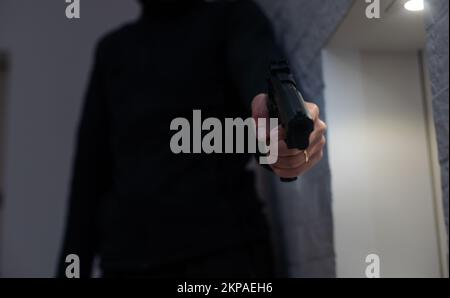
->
[0,0,139,277]
[323,49,444,277]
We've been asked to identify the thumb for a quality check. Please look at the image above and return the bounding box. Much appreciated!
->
[251,93,270,141]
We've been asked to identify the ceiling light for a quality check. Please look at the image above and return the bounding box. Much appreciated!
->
[404,0,424,12]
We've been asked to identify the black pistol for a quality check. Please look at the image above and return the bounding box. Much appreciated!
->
[267,61,315,182]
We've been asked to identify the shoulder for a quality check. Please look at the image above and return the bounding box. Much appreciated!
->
[94,22,140,61]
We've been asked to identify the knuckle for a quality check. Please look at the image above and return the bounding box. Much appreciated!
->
[316,120,327,134]
[312,103,320,116]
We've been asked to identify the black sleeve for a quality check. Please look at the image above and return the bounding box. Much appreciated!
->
[226,0,278,111]
[57,39,112,278]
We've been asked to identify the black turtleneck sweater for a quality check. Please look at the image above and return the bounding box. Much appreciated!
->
[58,0,277,277]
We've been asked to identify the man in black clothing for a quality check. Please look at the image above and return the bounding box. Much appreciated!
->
[58,0,327,278]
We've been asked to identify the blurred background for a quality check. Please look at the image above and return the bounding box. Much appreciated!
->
[323,0,448,277]
[0,0,448,277]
